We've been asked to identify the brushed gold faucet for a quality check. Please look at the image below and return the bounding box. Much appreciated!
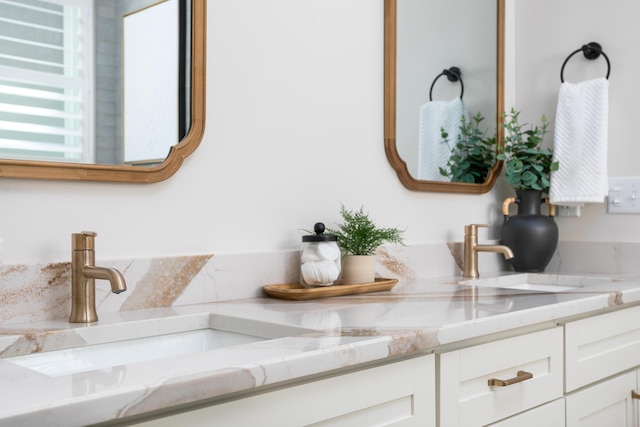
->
[69,231,127,323]
[463,224,514,279]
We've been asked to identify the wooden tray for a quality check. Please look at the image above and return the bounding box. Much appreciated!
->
[263,278,398,301]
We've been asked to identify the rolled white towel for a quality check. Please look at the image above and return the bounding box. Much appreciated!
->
[317,242,341,261]
[301,245,322,263]
[301,260,341,286]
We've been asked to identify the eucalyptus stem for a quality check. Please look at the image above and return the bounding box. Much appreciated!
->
[496,108,559,194]
[439,112,496,184]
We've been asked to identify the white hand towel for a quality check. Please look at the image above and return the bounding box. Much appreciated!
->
[550,77,609,205]
[418,98,468,181]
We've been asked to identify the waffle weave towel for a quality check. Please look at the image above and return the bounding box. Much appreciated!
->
[418,98,468,181]
[550,77,609,205]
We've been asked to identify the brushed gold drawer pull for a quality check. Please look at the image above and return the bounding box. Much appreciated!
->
[632,390,640,400]
[488,370,533,387]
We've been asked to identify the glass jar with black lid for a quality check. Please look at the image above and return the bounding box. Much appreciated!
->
[300,222,341,287]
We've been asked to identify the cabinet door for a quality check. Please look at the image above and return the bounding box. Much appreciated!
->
[488,398,564,427]
[565,371,635,427]
[133,355,435,427]
[565,305,640,392]
[636,370,640,425]
[439,328,563,427]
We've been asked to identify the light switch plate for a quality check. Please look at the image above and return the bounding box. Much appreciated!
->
[608,177,640,214]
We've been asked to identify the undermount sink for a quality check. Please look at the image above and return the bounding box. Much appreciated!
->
[4,314,306,377]
[496,282,578,293]
[459,273,615,293]
[6,328,264,377]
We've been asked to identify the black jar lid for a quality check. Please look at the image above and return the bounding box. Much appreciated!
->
[302,222,337,242]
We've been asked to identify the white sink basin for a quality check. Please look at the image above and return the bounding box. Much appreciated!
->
[6,328,265,377]
[459,273,615,293]
[3,314,308,377]
[496,282,578,293]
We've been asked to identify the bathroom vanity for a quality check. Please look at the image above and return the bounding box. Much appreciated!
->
[1,273,640,426]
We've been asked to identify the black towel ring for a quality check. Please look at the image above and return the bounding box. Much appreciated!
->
[429,66,464,101]
[560,42,611,83]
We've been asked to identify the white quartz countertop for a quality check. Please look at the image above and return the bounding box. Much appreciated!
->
[2,272,640,426]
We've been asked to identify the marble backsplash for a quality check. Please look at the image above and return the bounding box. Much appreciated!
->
[1,241,639,326]
[0,252,301,326]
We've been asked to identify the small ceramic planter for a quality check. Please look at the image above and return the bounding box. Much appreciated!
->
[342,255,375,284]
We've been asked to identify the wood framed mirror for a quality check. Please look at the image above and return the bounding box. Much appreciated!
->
[0,0,206,183]
[384,0,504,193]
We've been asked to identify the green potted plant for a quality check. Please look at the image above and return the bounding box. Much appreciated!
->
[497,108,558,193]
[439,112,496,184]
[327,205,405,284]
[496,108,559,273]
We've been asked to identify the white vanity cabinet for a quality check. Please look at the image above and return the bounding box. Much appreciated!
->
[562,305,640,426]
[438,328,564,426]
[488,399,565,426]
[565,370,636,426]
[134,354,435,427]
[129,304,640,427]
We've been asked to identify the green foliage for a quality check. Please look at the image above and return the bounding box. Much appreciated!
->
[496,108,559,193]
[439,112,496,184]
[326,205,405,256]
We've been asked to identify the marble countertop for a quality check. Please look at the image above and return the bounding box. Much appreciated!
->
[2,272,640,426]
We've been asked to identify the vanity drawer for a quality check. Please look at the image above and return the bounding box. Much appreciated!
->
[565,304,640,391]
[488,398,565,426]
[438,328,563,427]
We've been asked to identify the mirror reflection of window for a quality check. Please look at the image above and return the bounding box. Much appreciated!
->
[0,0,92,163]
[0,0,190,166]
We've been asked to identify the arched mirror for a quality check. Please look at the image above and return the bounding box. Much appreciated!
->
[384,0,504,193]
[0,0,205,183]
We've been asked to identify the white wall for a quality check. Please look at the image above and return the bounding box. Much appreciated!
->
[512,0,640,242]
[0,0,503,266]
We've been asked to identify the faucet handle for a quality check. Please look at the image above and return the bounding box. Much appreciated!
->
[72,231,97,250]
[465,224,490,236]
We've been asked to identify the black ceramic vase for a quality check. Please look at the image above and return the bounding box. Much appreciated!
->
[501,189,558,272]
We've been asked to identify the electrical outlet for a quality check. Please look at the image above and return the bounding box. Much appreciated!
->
[608,177,640,214]
[556,205,581,217]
